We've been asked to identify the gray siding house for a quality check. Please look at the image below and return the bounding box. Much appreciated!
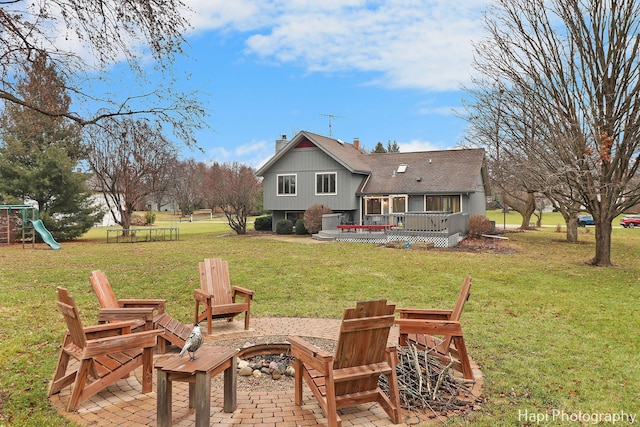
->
[256,131,490,232]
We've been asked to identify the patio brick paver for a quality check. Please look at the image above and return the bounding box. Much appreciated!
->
[49,317,483,426]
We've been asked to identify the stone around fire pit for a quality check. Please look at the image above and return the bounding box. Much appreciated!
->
[209,335,337,392]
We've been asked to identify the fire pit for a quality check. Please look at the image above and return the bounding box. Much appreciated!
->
[236,343,291,359]
[237,343,295,380]
[208,335,480,418]
[209,336,336,392]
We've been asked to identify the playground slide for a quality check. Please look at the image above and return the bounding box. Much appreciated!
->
[29,219,61,250]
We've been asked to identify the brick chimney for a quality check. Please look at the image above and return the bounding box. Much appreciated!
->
[275,134,288,152]
[353,138,360,151]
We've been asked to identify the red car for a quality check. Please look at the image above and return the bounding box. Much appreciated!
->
[620,215,640,228]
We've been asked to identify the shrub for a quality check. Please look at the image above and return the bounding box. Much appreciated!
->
[130,213,146,226]
[145,211,156,225]
[275,219,293,235]
[294,219,308,235]
[304,204,333,234]
[254,215,273,231]
[468,215,493,238]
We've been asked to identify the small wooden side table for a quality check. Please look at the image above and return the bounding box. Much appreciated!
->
[155,346,237,427]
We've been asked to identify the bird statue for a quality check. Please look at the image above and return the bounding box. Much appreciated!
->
[179,323,203,360]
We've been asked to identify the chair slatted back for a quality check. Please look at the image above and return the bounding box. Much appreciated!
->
[434,275,472,352]
[333,299,395,395]
[56,287,88,350]
[450,275,472,322]
[90,270,120,309]
[199,258,233,304]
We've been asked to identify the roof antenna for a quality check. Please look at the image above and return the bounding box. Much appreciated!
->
[319,113,345,137]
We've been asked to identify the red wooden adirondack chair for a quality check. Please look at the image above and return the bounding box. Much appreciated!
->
[90,269,191,353]
[395,275,474,380]
[289,299,401,427]
[194,258,255,334]
[49,287,161,411]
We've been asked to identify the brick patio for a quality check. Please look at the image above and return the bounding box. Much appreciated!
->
[49,317,483,426]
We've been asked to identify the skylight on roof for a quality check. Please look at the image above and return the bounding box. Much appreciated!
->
[397,164,408,173]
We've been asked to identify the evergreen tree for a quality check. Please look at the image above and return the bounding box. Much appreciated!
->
[0,52,103,240]
[372,142,387,153]
[386,140,400,152]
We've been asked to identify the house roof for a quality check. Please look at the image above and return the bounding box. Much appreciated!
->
[257,131,487,195]
[256,131,371,176]
[358,148,487,195]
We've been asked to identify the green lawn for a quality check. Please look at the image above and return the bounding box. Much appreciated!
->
[485,209,629,229]
[1,217,639,426]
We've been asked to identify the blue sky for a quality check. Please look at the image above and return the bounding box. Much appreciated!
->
[111,1,492,168]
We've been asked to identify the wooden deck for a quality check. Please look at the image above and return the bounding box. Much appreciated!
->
[314,227,463,247]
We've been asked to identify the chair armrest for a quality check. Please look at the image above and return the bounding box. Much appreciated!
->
[118,298,166,314]
[232,286,255,298]
[386,345,399,365]
[396,308,453,320]
[83,320,139,339]
[83,329,161,359]
[97,307,154,329]
[394,319,464,336]
[289,336,333,373]
[194,289,211,302]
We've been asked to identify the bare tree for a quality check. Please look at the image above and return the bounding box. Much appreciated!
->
[464,78,586,238]
[463,80,541,230]
[168,159,207,216]
[86,118,178,232]
[206,162,262,235]
[0,0,205,145]
[149,159,178,213]
[473,0,640,265]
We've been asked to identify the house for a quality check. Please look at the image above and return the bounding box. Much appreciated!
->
[256,131,490,244]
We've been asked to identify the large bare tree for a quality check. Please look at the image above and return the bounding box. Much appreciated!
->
[0,0,205,144]
[464,79,583,239]
[86,118,178,232]
[206,162,262,235]
[168,158,207,216]
[463,80,541,230]
[472,0,640,265]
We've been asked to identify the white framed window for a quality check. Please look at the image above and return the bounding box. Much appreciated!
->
[277,174,297,196]
[315,172,337,195]
[364,197,382,214]
[391,195,408,213]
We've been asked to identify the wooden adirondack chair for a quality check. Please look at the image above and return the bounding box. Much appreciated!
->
[289,299,401,427]
[395,275,473,380]
[194,258,255,334]
[48,287,161,412]
[90,270,191,354]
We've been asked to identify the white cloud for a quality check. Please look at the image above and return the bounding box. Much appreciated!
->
[184,0,490,91]
[417,106,458,116]
[206,146,231,161]
[235,139,276,168]
[204,139,274,168]
[399,139,445,153]
[184,0,269,33]
[235,139,268,156]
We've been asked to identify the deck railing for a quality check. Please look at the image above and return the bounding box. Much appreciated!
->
[363,212,468,237]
